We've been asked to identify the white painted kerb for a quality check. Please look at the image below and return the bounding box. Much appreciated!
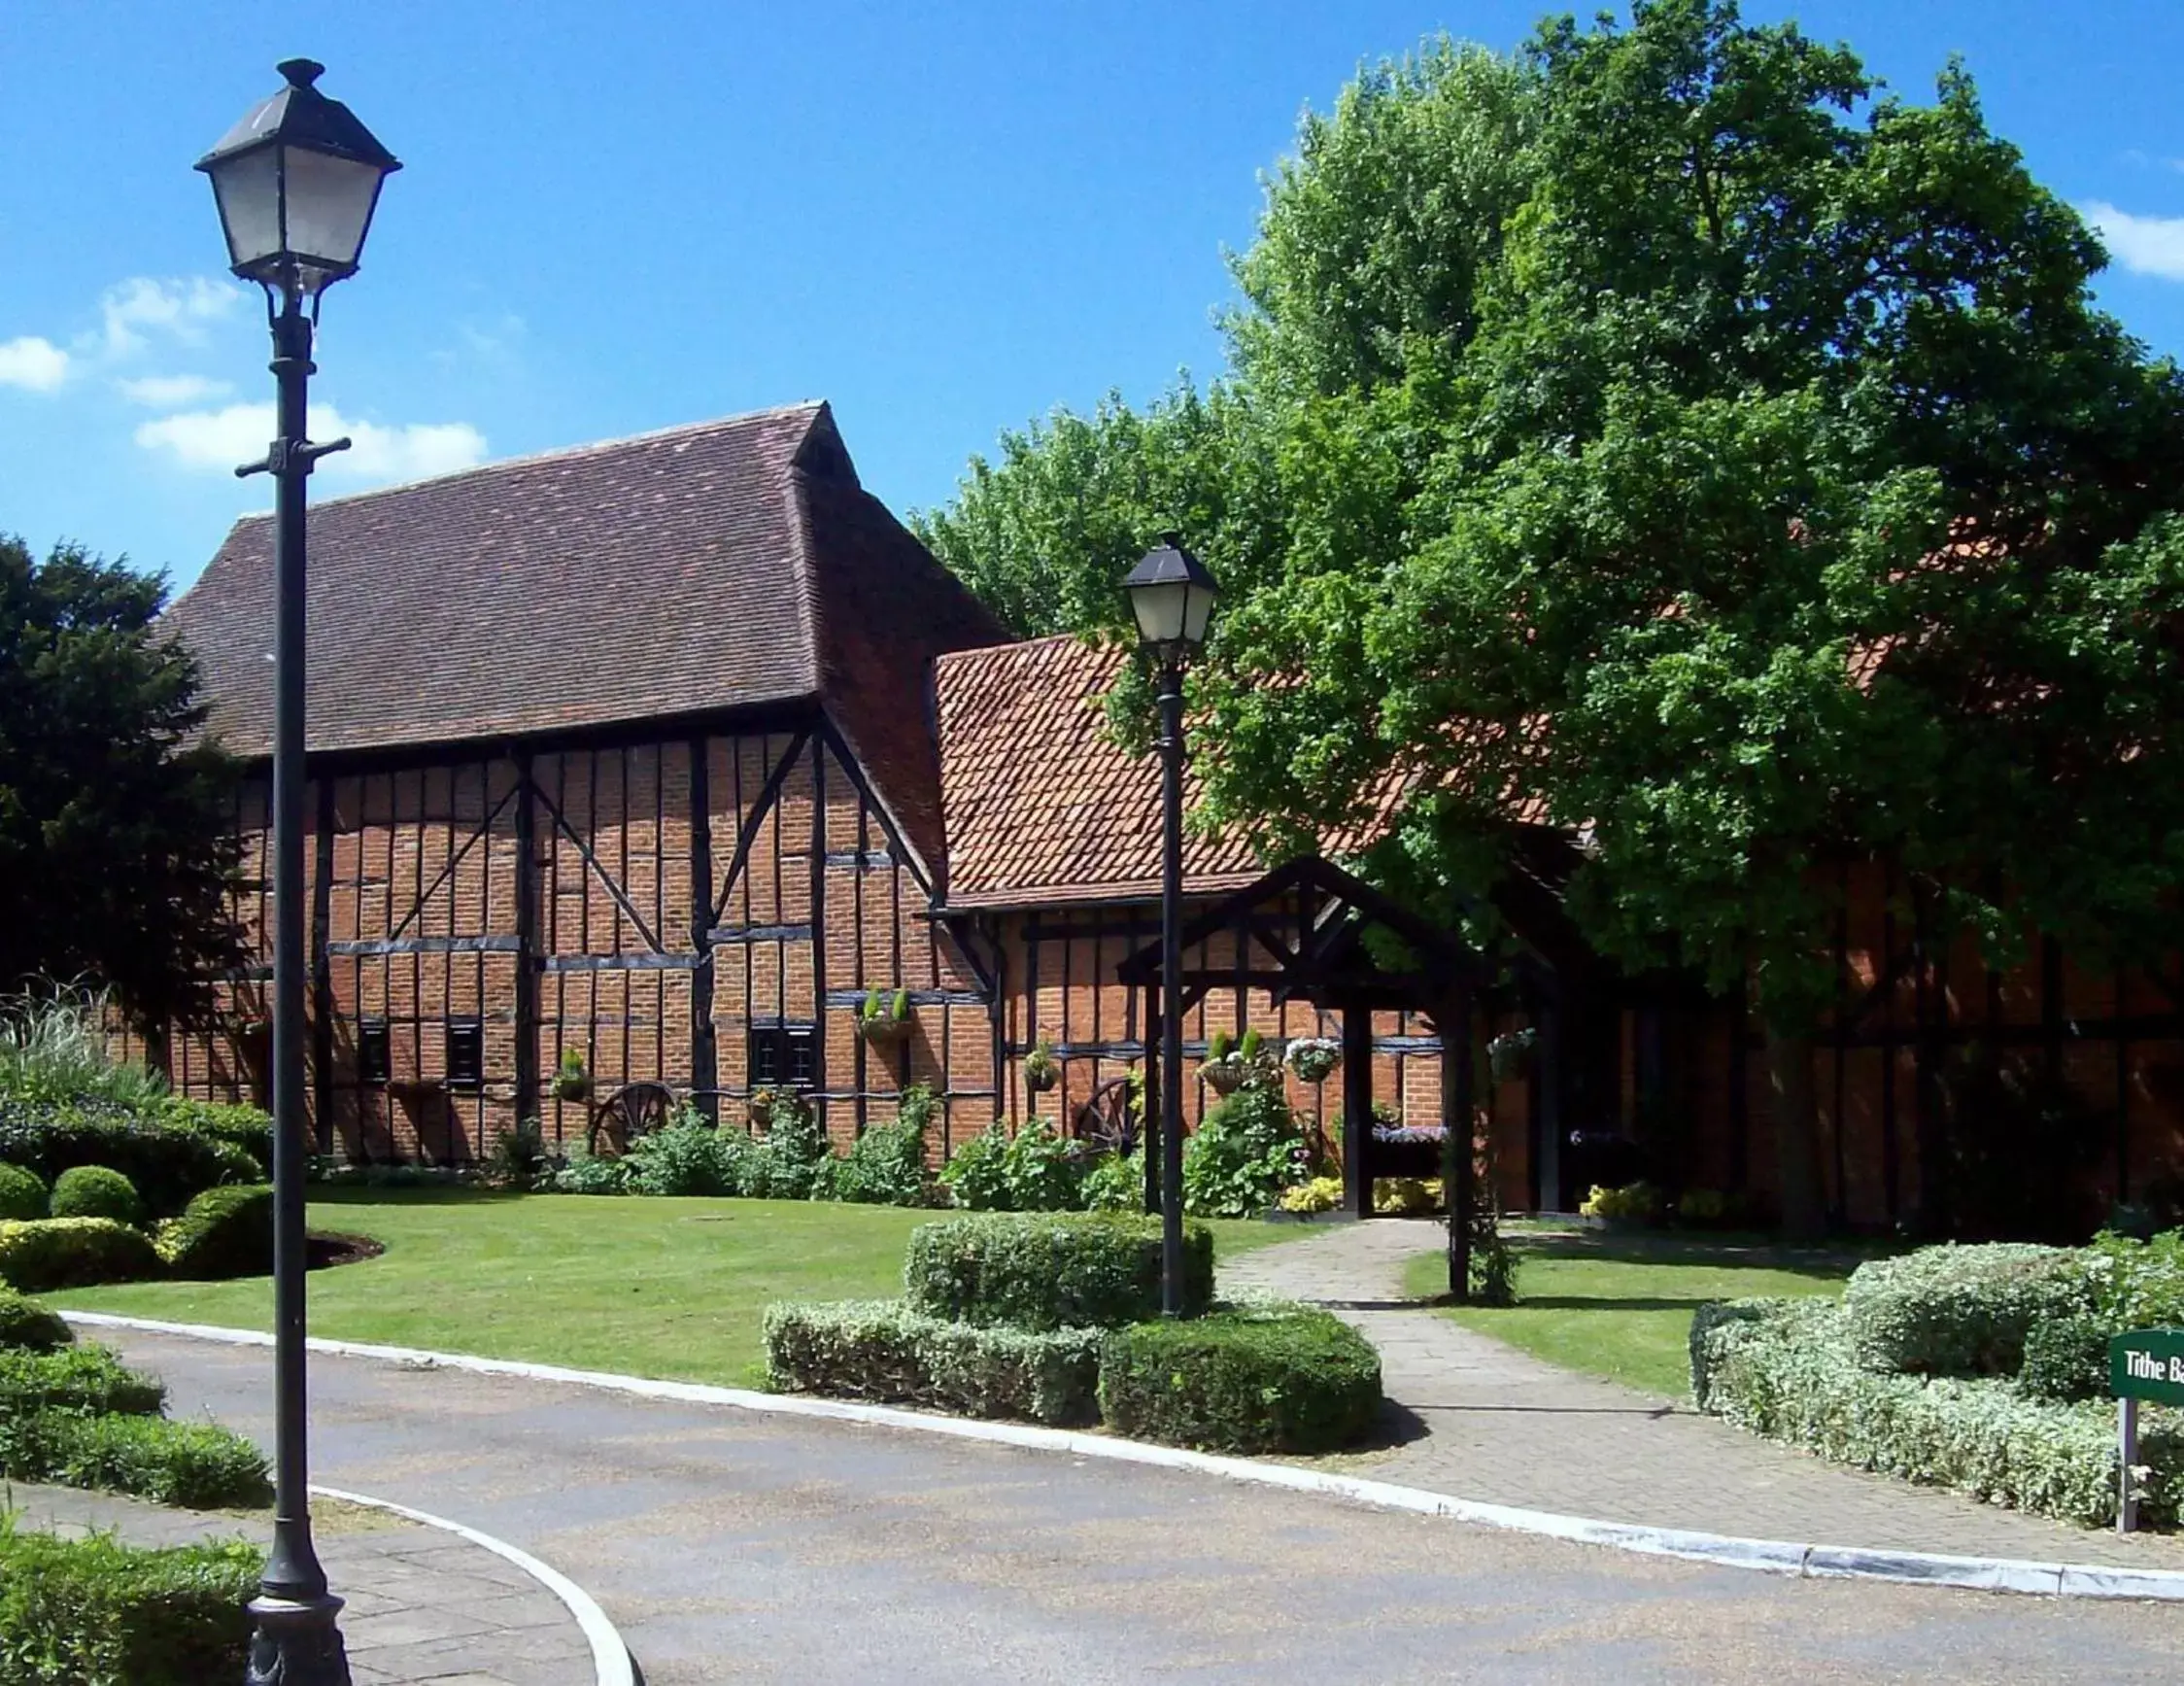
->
[63,1309,2184,1604]
[312,1484,634,1686]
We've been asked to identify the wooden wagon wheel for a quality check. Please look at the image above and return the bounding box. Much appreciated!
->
[586,1081,677,1157]
[1071,1075,1140,1158]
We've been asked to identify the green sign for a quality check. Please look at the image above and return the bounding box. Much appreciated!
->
[2110,1328,2184,1405]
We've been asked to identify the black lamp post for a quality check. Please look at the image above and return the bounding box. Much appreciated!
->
[196,58,399,1686]
[1124,534,1218,1317]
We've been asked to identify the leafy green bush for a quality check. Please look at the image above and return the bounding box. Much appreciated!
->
[999,1119,1083,1211]
[762,1299,1100,1425]
[50,1166,143,1227]
[1580,1181,1665,1223]
[0,1102,250,1218]
[1098,1305,1383,1454]
[904,1212,1212,1330]
[2017,1313,2112,1403]
[1078,1151,1143,1214]
[2078,1228,2184,1329]
[624,1118,748,1197]
[0,1345,164,1417]
[938,1124,1012,1210]
[834,1089,933,1206]
[154,1186,272,1281]
[154,1097,273,1174]
[0,1219,159,1291]
[743,1091,832,1199]
[1182,1084,1307,1219]
[0,1164,45,1222]
[0,1409,272,1508]
[483,1118,550,1189]
[1842,1243,2090,1375]
[0,1288,71,1353]
[1691,1295,2184,1527]
[0,1518,261,1686]
[551,1143,631,1194]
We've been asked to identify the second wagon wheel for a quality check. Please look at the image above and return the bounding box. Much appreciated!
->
[586,1080,678,1158]
[1071,1074,1140,1158]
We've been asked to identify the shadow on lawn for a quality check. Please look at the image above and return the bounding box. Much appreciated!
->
[308,1183,529,1208]
[1508,1227,1888,1283]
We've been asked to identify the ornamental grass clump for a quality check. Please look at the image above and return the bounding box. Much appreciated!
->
[762,1300,1101,1426]
[904,1212,1212,1329]
[1097,1305,1383,1455]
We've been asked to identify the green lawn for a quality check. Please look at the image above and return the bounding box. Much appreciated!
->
[49,1188,1302,1389]
[1403,1221,1892,1400]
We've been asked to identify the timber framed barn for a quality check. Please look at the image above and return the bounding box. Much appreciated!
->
[131,401,2184,1233]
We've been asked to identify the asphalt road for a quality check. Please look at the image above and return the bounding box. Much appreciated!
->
[99,1326,2184,1685]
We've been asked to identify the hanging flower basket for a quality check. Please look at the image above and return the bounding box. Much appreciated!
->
[1284,1037,1342,1085]
[1202,1057,1246,1097]
[1024,1038,1060,1093]
[550,1049,592,1103]
[857,986,914,1046]
[747,1085,779,1129]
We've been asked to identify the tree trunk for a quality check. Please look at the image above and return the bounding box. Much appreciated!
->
[1764,1024,1826,1243]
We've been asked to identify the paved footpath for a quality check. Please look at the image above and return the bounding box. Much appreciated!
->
[1221,1218,2184,1569]
[86,1325,2184,1685]
[9,1480,597,1685]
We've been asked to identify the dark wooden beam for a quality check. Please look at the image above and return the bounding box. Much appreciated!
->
[1342,1006,1374,1219]
[514,756,540,1130]
[311,778,335,1153]
[688,739,716,1118]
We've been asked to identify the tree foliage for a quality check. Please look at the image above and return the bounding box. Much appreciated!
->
[0,535,243,1024]
[919,2,2184,1232]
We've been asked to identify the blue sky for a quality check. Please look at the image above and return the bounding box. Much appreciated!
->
[6,1,2184,594]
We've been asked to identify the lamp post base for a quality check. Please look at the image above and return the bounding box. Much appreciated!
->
[246,1591,352,1686]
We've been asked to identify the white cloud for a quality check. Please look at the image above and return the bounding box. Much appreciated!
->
[134,401,488,486]
[116,373,232,408]
[0,336,69,393]
[100,276,246,356]
[2084,201,2184,281]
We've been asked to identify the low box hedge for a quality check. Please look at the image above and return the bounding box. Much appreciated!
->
[0,1406,272,1509]
[0,1288,72,1353]
[1692,1294,2184,1528]
[0,1346,164,1418]
[903,1212,1214,1331]
[0,1102,252,1219]
[763,1299,1101,1425]
[0,1519,262,1685]
[155,1185,273,1280]
[1840,1243,2089,1376]
[0,1219,159,1292]
[1097,1305,1383,1455]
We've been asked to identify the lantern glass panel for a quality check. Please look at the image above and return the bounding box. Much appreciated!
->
[207,147,285,276]
[282,147,386,274]
[1130,580,1190,646]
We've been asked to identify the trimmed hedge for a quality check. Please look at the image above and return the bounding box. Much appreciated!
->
[0,1520,261,1685]
[904,1213,1214,1331]
[0,1164,46,1222]
[154,1097,274,1175]
[1692,1295,2184,1528]
[0,1219,159,1292]
[155,1185,273,1280]
[0,1407,272,1509]
[2018,1314,2112,1403]
[0,1345,164,1417]
[0,1288,72,1353]
[50,1166,143,1227]
[763,1300,1101,1425]
[0,1103,250,1218]
[1841,1244,2089,1376]
[1097,1306,1383,1454]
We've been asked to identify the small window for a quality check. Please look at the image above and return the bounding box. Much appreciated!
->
[748,1022,817,1091]
[358,1021,391,1086]
[445,1021,484,1089]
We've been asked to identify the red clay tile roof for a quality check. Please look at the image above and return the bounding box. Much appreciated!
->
[165,401,1008,879]
[935,637,1267,909]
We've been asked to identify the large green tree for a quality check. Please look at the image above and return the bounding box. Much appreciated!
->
[923,2,2184,1238]
[0,535,243,1025]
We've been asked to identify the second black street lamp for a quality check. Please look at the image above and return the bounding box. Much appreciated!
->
[196,57,400,1686]
[1124,533,1218,1317]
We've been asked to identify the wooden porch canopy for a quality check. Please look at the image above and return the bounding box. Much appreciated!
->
[1116,856,1488,1289]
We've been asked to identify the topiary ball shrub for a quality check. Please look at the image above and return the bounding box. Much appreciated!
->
[51,1165,145,1227]
[0,1219,160,1291]
[904,1212,1213,1330]
[0,1286,72,1352]
[1098,1306,1383,1454]
[155,1186,273,1281]
[0,1164,46,1222]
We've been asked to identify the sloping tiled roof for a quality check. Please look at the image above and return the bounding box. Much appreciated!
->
[166,401,1008,878]
[935,637,1266,909]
